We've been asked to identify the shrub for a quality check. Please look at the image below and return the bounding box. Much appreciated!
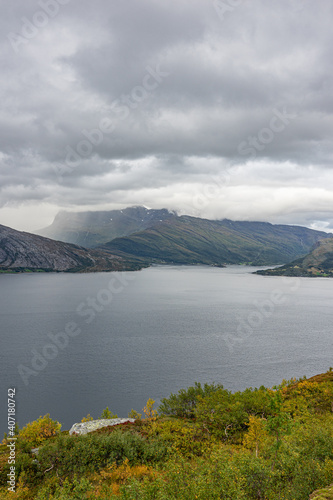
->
[81,414,94,422]
[0,449,39,488]
[143,399,157,420]
[128,409,142,420]
[35,476,92,499]
[37,430,168,480]
[147,419,209,457]
[18,414,61,447]
[195,388,247,439]
[158,382,223,418]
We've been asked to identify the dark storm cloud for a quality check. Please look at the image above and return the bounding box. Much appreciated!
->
[1,0,333,231]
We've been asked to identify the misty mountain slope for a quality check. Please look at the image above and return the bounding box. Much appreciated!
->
[99,215,332,266]
[38,206,176,247]
[256,238,333,277]
[0,224,141,272]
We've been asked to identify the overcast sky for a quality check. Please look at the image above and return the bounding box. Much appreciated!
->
[1,0,333,232]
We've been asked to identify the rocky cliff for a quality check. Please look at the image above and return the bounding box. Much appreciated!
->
[0,224,141,272]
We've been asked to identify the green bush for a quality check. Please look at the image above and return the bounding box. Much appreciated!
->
[37,430,167,479]
[195,388,248,439]
[291,416,333,462]
[0,450,39,487]
[118,452,248,499]
[158,382,223,418]
[35,476,92,499]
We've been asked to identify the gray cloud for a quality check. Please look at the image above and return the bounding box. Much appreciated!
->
[0,0,333,232]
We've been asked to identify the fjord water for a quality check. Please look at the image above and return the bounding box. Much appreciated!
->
[1,265,333,435]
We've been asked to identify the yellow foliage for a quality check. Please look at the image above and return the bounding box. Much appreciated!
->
[92,458,157,496]
[18,414,61,446]
[100,458,156,483]
[243,415,268,457]
[148,419,207,457]
[283,380,333,415]
[143,398,157,420]
[0,477,32,499]
[81,413,94,422]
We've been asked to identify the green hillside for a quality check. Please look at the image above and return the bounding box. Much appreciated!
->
[256,238,333,277]
[100,215,332,266]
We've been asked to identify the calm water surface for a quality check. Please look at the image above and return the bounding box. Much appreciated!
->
[1,265,332,434]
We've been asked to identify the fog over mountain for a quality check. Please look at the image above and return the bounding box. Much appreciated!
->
[1,1,333,232]
[38,206,333,267]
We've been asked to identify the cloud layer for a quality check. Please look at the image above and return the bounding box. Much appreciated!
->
[1,0,333,231]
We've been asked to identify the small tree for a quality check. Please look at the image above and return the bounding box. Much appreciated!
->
[99,407,118,419]
[143,399,157,420]
[265,391,292,466]
[128,409,142,420]
[243,415,268,457]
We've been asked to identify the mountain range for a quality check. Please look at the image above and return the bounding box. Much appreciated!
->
[0,206,331,273]
[36,206,332,268]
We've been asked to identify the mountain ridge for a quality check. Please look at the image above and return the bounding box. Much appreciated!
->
[98,211,332,266]
[0,224,142,272]
[36,206,332,267]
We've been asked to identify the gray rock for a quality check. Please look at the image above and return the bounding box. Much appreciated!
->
[69,418,136,435]
[0,224,129,272]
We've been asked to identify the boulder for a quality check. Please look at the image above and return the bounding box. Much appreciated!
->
[69,418,136,435]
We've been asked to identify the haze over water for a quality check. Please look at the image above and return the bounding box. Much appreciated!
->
[1,265,332,435]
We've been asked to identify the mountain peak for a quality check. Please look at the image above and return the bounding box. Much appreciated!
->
[37,207,177,247]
